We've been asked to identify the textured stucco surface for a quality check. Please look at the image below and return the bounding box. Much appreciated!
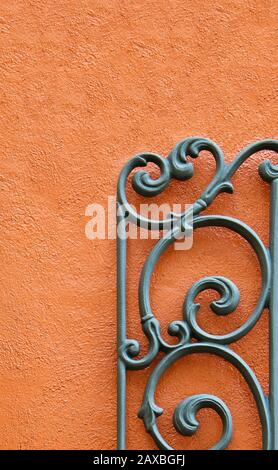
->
[0,0,277,450]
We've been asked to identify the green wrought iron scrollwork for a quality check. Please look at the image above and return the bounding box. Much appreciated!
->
[117,137,278,450]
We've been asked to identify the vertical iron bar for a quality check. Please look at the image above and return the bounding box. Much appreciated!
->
[117,208,126,450]
[269,178,278,449]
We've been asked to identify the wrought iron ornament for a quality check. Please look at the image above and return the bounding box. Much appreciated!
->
[117,137,278,450]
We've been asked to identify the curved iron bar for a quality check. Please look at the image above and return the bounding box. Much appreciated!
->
[138,343,270,450]
[117,137,278,450]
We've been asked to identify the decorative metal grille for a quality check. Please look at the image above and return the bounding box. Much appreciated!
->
[117,137,278,450]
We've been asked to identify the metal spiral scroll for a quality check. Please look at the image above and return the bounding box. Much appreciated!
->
[117,137,278,450]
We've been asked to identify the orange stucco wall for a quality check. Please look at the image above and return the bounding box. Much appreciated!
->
[0,0,277,450]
